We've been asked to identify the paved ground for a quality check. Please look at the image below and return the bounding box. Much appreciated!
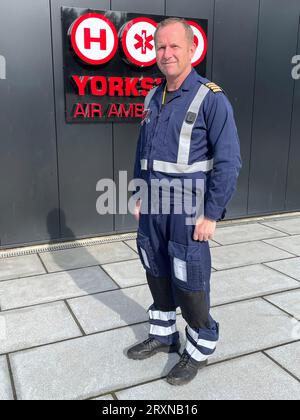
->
[0,215,300,400]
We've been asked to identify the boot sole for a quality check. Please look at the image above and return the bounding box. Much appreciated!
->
[127,344,180,360]
[166,374,197,386]
[166,361,208,386]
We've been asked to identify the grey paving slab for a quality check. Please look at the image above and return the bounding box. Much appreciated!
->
[266,342,300,380]
[125,239,220,251]
[261,217,300,235]
[102,256,220,289]
[124,240,138,253]
[68,285,153,334]
[102,259,147,288]
[264,235,300,256]
[0,356,13,400]
[176,298,298,363]
[213,223,286,245]
[0,255,46,282]
[0,302,82,355]
[39,242,138,272]
[211,241,294,270]
[209,240,221,248]
[117,353,300,400]
[265,258,300,282]
[264,290,300,320]
[210,264,300,306]
[10,323,179,400]
[0,266,118,311]
[92,395,114,400]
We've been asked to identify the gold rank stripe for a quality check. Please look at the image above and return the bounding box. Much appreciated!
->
[205,82,223,93]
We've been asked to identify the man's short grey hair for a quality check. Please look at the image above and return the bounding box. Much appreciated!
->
[154,17,194,45]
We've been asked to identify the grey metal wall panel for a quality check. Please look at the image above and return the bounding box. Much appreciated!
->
[166,0,215,80]
[111,0,165,232]
[112,0,165,14]
[212,0,260,218]
[286,16,300,211]
[50,0,114,239]
[113,124,139,232]
[0,0,59,248]
[2,0,300,249]
[248,0,300,215]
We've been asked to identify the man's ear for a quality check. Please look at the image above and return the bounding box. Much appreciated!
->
[190,42,197,58]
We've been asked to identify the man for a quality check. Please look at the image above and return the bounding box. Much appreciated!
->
[127,18,242,386]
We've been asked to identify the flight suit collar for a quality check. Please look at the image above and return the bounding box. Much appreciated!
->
[152,68,202,110]
[158,68,200,99]
[180,68,200,92]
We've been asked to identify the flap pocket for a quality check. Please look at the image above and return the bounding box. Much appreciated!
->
[136,231,159,276]
[168,240,208,291]
[168,240,202,262]
[157,111,174,144]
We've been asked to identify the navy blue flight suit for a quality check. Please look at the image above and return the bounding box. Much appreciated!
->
[133,68,242,362]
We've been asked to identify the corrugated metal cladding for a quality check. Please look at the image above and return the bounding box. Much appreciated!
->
[0,0,299,248]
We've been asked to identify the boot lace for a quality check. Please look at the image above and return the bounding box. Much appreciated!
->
[143,337,158,349]
[177,352,191,367]
[143,338,154,345]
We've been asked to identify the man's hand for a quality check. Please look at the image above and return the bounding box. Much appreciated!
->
[134,199,141,222]
[193,217,217,242]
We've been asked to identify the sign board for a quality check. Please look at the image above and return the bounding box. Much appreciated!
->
[62,8,208,123]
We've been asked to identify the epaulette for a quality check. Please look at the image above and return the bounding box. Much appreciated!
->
[205,82,224,94]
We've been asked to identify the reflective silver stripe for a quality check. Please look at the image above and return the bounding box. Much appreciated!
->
[149,309,177,322]
[185,341,209,362]
[177,84,210,165]
[144,86,159,110]
[153,158,214,174]
[150,324,177,337]
[187,326,217,350]
[140,159,148,170]
[140,247,150,269]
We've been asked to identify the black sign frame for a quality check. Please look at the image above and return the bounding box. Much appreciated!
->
[62,7,208,123]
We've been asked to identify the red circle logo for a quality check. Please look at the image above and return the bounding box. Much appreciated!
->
[187,21,208,67]
[70,13,118,65]
[121,17,158,67]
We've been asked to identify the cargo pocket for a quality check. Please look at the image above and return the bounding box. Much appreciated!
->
[136,231,159,277]
[168,240,207,292]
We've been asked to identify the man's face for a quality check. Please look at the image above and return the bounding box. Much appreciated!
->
[155,23,196,79]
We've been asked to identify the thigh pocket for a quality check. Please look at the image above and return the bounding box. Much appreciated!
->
[168,240,208,291]
[136,231,159,277]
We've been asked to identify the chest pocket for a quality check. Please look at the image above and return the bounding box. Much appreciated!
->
[155,111,174,145]
[141,107,157,153]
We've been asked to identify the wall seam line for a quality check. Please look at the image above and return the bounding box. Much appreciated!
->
[283,11,300,211]
[49,0,62,238]
[246,0,261,215]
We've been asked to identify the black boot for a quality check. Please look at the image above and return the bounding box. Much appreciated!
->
[127,338,180,360]
[166,351,208,385]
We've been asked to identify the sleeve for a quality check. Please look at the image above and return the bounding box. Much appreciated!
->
[203,92,242,221]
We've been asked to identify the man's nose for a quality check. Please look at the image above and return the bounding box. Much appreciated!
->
[163,46,173,60]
